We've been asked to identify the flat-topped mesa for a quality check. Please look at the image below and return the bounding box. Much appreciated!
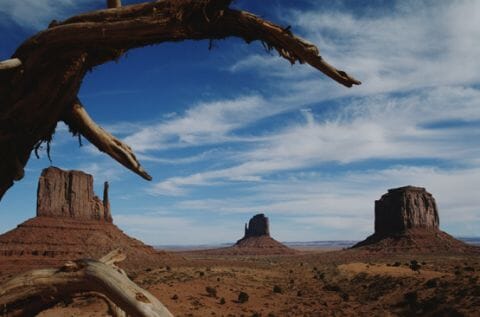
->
[244,213,270,238]
[375,185,439,235]
[36,167,112,222]
[352,186,478,253]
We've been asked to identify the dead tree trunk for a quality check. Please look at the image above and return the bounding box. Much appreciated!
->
[0,249,173,317]
[0,0,360,201]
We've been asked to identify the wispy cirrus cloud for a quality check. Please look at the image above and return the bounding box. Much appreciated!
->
[148,85,480,195]
[231,0,480,98]
[0,0,99,30]
[124,95,270,153]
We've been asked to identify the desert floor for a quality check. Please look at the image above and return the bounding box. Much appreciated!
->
[4,247,480,317]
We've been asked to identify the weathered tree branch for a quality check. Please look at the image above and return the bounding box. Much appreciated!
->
[0,249,173,317]
[0,0,360,200]
[63,100,152,181]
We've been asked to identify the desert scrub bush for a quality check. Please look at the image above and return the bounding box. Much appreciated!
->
[273,285,282,293]
[404,291,418,307]
[219,297,226,305]
[410,260,421,272]
[425,278,438,288]
[340,292,349,301]
[362,276,400,301]
[238,291,249,303]
[206,286,217,297]
[313,271,325,280]
[352,272,368,282]
[323,284,341,292]
[463,266,475,272]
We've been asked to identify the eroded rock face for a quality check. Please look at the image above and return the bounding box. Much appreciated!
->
[375,186,439,235]
[36,167,112,222]
[243,213,270,238]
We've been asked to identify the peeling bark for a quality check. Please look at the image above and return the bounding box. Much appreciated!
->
[0,0,360,200]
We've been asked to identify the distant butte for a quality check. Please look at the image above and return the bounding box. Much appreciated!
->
[240,213,271,240]
[232,213,296,254]
[352,186,477,253]
[0,166,178,274]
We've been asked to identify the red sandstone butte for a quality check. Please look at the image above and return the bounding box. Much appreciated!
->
[353,186,476,253]
[234,213,296,254]
[0,166,178,275]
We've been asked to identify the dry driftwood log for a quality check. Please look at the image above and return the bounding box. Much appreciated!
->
[0,0,360,200]
[0,249,173,317]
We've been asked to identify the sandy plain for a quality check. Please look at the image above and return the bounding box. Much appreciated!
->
[2,246,476,317]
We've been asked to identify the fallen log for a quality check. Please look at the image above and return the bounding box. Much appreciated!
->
[0,249,173,317]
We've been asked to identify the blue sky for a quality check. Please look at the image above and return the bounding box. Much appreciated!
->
[1,0,479,245]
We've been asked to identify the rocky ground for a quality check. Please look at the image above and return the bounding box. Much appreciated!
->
[10,247,479,317]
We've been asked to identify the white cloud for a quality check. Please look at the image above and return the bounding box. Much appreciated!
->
[0,0,98,29]
[149,86,480,195]
[137,149,233,165]
[114,214,242,245]
[231,1,480,99]
[124,95,270,152]
[76,162,124,183]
